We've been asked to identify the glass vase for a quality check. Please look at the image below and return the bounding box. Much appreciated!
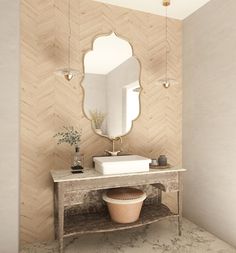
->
[72,145,84,171]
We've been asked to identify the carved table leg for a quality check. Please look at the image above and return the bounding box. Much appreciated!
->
[157,188,162,206]
[177,172,183,236]
[54,183,58,240]
[58,182,64,253]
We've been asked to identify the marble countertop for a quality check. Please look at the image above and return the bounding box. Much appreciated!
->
[50,167,186,183]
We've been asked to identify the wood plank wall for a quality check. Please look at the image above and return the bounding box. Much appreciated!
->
[20,0,182,245]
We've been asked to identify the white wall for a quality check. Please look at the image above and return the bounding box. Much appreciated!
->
[106,57,140,137]
[123,81,140,133]
[183,0,236,247]
[0,0,19,252]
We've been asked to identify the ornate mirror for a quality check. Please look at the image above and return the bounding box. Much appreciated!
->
[81,32,141,139]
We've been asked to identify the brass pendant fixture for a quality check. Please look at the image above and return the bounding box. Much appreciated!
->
[55,0,79,81]
[158,0,177,88]
[55,68,79,81]
[163,0,170,7]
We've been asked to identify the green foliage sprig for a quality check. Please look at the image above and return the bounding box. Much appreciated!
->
[53,126,82,146]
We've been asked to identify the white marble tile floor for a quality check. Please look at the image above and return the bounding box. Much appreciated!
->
[21,218,236,253]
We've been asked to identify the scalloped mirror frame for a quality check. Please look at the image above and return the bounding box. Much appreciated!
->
[80,31,143,141]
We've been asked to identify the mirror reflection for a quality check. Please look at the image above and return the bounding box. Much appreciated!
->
[82,33,141,139]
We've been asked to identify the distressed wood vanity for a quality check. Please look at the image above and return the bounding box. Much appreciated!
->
[51,167,186,253]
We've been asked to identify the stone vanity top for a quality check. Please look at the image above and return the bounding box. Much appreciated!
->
[51,167,186,183]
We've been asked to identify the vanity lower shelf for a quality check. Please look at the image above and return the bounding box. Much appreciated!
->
[64,203,178,238]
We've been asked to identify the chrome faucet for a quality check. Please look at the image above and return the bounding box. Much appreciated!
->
[105,137,122,156]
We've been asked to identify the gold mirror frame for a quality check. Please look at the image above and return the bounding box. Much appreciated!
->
[80,31,142,141]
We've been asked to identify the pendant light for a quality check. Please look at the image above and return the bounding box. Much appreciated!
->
[55,0,79,81]
[158,0,177,88]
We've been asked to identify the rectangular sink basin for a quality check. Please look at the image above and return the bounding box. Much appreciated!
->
[93,155,151,175]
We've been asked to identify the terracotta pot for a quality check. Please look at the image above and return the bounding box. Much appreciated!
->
[103,188,146,224]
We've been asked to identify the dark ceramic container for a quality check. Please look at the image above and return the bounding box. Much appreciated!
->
[158,155,167,166]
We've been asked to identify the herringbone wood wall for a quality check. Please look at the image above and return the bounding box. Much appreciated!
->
[20,0,182,245]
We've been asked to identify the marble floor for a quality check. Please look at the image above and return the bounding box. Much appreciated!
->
[21,218,236,253]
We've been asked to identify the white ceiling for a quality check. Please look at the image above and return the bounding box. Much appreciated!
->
[94,0,211,20]
[85,33,132,74]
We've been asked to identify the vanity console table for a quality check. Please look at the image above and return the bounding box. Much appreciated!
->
[51,167,186,253]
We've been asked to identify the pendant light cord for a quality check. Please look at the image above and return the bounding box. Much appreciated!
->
[165,5,168,82]
[68,0,71,71]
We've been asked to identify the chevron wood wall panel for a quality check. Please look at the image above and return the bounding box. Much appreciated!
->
[20,0,182,245]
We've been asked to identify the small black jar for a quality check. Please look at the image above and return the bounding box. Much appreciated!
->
[158,155,167,166]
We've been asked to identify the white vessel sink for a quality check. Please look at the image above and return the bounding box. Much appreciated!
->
[93,155,151,175]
